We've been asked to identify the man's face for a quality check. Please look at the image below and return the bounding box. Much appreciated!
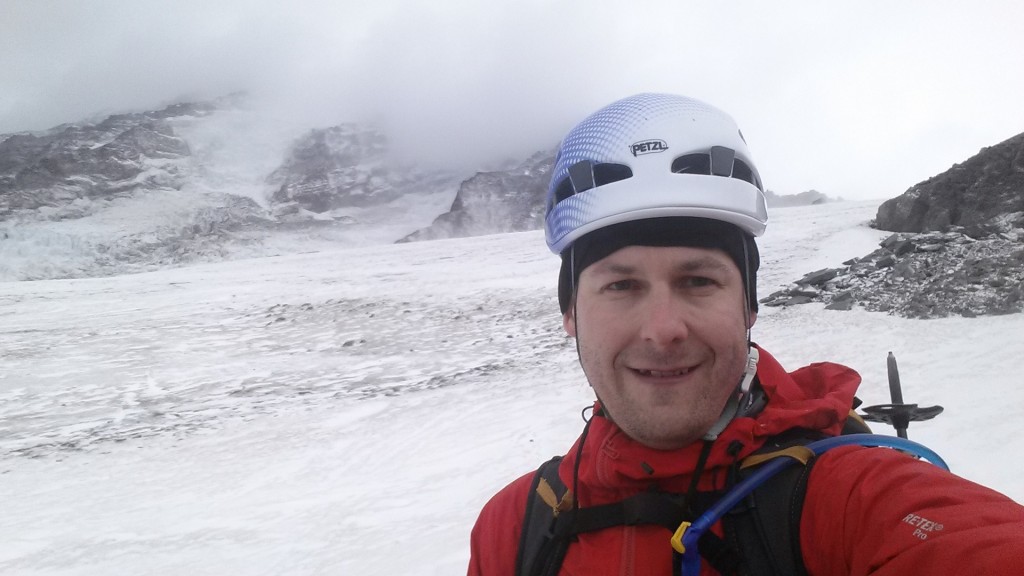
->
[563,244,755,450]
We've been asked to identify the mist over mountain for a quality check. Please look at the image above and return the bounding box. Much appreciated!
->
[397,152,554,243]
[0,97,833,282]
[3,97,1022,319]
[0,97,466,281]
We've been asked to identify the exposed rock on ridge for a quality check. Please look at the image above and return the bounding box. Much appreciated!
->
[762,228,1024,318]
[268,124,395,212]
[397,152,553,243]
[0,99,465,281]
[875,132,1024,233]
[765,189,833,207]
[266,124,461,222]
[0,112,194,218]
[767,129,1024,319]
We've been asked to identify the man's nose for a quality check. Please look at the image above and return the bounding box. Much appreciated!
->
[639,287,691,346]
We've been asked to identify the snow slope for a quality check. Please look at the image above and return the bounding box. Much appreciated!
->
[1,200,1021,575]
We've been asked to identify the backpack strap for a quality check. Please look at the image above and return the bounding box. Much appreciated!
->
[675,433,949,575]
[516,438,824,576]
[516,456,566,576]
[515,456,737,576]
[716,406,871,575]
[722,451,815,576]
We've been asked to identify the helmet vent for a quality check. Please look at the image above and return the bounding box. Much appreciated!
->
[731,158,759,189]
[672,151,762,191]
[553,162,633,206]
[671,153,711,175]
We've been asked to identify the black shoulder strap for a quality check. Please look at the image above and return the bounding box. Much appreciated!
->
[517,426,857,576]
[515,456,730,576]
[723,453,815,576]
[516,456,567,576]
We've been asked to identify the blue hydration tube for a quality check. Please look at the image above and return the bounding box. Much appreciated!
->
[672,434,949,576]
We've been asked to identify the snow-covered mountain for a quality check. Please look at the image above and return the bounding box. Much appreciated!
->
[397,151,553,243]
[3,98,1022,319]
[0,98,467,281]
[0,99,854,282]
[1,200,1021,575]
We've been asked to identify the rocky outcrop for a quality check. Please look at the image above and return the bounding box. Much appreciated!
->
[397,152,553,243]
[0,98,475,280]
[267,124,389,211]
[875,132,1024,233]
[768,130,1024,319]
[266,124,456,214]
[765,189,833,207]
[761,228,1024,318]
[0,112,193,217]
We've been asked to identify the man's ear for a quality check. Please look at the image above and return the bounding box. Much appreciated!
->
[563,305,577,337]
[747,310,758,330]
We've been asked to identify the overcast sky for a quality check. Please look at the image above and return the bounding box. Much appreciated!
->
[3,0,1023,200]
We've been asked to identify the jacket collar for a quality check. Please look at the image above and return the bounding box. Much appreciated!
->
[561,346,861,502]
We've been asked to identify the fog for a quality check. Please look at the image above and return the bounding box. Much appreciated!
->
[3,0,1024,200]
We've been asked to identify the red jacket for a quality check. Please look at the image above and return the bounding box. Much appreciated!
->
[468,347,1024,575]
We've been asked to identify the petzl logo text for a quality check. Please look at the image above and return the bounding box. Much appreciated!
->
[630,140,668,157]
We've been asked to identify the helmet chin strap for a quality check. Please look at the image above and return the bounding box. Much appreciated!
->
[702,235,760,442]
[702,346,759,441]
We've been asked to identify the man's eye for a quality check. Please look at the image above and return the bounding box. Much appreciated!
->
[683,277,716,288]
[605,279,637,291]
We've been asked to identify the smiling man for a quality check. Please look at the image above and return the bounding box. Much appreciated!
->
[468,93,1024,576]
[566,223,755,451]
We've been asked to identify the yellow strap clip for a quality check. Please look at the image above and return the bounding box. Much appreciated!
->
[670,521,691,554]
[739,445,815,470]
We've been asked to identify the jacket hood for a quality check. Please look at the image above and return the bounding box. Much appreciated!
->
[560,346,861,503]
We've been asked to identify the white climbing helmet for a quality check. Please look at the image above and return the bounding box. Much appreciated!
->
[545,93,769,255]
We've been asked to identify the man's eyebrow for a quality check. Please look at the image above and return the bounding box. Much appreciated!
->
[597,262,638,275]
[674,256,731,272]
[593,255,731,275]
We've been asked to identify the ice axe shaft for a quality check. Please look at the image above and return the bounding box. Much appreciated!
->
[886,352,909,438]
[861,352,944,439]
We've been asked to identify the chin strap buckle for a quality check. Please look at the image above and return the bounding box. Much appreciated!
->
[702,347,760,441]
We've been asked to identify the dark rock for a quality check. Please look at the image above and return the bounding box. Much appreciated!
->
[398,151,554,243]
[782,295,815,306]
[875,255,896,268]
[769,227,1024,319]
[862,247,893,262]
[891,240,916,256]
[798,268,839,286]
[875,131,1024,233]
[267,125,398,211]
[790,288,820,298]
[0,115,191,216]
[832,290,855,302]
[764,189,837,207]
[880,233,904,250]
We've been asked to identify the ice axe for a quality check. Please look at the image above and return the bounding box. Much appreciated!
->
[861,352,943,439]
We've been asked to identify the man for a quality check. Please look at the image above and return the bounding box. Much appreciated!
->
[468,93,1024,575]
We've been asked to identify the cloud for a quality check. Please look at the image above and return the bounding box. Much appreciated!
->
[2,0,1024,200]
